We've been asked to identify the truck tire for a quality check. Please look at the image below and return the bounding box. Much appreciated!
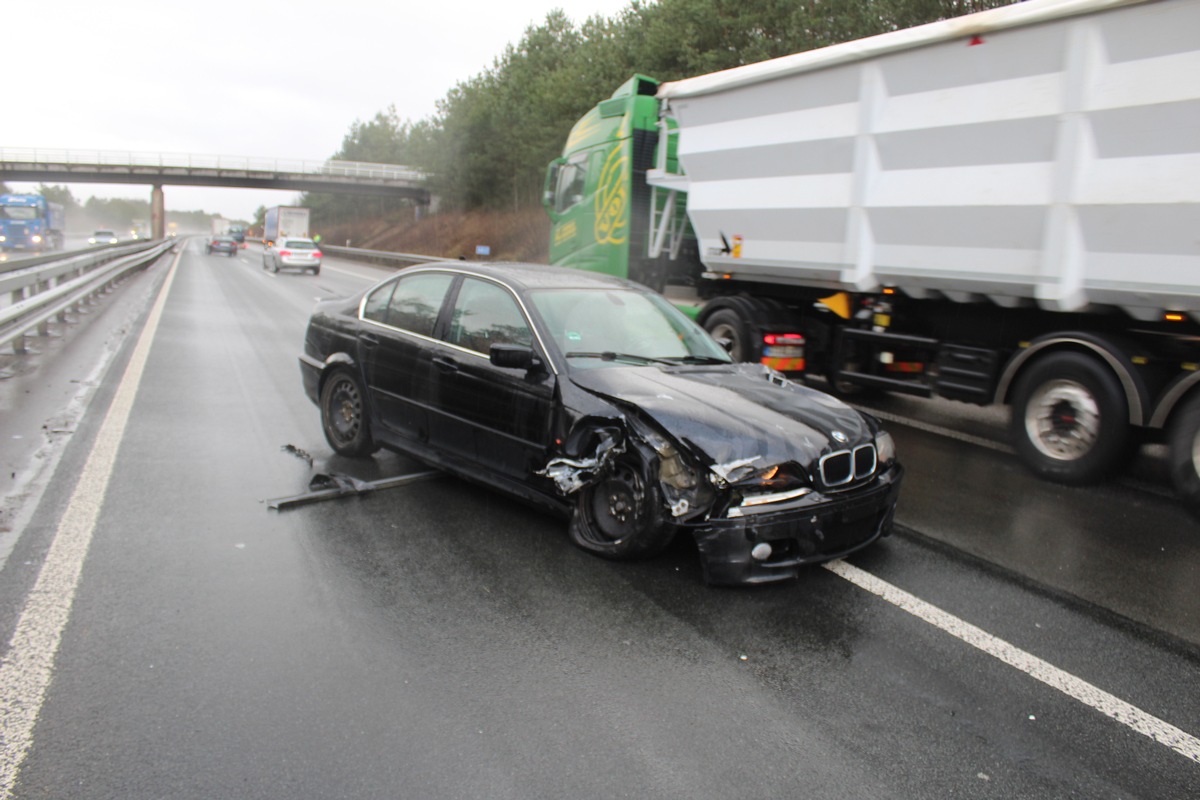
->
[1009,351,1131,485]
[1168,391,1200,520]
[703,308,754,362]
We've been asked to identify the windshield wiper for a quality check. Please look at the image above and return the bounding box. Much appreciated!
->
[659,355,731,365]
[564,351,676,366]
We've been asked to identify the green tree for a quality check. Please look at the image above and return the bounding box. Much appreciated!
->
[319,0,1018,214]
[38,185,80,211]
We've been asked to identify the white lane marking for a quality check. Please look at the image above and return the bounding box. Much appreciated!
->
[825,560,1200,764]
[0,255,181,799]
[320,262,387,280]
[855,406,1013,453]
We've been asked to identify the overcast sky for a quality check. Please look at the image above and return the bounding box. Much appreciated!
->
[6,0,634,221]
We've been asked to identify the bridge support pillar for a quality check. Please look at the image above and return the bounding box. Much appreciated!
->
[151,185,165,239]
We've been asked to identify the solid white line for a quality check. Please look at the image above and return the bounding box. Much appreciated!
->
[855,406,1014,453]
[0,255,180,799]
[824,560,1200,765]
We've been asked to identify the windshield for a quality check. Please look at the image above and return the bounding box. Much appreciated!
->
[529,287,731,368]
[1,207,38,220]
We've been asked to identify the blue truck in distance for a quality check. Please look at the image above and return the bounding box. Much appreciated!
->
[0,194,65,252]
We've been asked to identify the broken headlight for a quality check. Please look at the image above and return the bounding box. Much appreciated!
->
[875,430,897,466]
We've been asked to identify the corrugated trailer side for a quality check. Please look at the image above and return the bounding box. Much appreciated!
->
[655,0,1200,322]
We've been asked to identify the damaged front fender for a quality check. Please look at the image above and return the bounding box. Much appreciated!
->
[537,428,624,495]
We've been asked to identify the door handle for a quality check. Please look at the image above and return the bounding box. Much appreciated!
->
[360,334,380,349]
[433,356,459,373]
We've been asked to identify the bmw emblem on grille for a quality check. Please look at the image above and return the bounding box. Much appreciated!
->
[831,430,849,444]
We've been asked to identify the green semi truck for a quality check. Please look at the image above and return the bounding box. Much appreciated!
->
[543,0,1200,515]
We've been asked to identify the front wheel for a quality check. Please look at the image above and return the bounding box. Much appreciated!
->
[1168,391,1200,520]
[1009,351,1131,485]
[319,369,378,457]
[568,456,673,560]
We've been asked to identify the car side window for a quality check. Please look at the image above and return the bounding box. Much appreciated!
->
[386,273,454,336]
[362,282,395,324]
[446,278,532,355]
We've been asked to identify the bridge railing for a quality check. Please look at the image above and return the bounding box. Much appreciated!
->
[0,148,426,183]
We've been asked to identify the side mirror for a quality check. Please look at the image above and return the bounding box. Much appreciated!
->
[490,344,544,373]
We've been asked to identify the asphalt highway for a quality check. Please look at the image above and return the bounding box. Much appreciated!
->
[0,241,1196,799]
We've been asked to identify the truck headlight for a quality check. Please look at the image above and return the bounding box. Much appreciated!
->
[876,430,896,465]
[31,235,42,244]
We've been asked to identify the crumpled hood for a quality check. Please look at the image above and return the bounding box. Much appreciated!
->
[568,363,872,470]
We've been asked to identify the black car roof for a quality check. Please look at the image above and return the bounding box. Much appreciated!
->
[404,261,643,293]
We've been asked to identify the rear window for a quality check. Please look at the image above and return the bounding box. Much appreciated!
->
[284,239,314,249]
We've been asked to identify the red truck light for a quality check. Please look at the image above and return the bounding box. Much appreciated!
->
[761,333,806,372]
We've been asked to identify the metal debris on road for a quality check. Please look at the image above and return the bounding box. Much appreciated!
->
[266,470,442,511]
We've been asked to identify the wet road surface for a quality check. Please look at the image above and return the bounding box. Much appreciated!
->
[0,242,1196,798]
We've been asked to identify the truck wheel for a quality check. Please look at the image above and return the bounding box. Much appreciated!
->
[320,369,379,457]
[1009,351,1130,485]
[1168,391,1200,520]
[704,308,753,362]
[568,456,673,560]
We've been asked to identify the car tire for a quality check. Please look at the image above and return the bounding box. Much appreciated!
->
[1009,351,1131,485]
[568,454,673,560]
[311,267,320,276]
[1168,390,1200,520]
[320,369,378,457]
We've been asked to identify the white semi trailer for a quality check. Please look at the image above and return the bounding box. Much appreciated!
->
[545,0,1200,513]
[263,206,310,247]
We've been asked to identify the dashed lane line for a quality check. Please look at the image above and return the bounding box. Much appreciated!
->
[0,254,181,799]
[825,559,1200,764]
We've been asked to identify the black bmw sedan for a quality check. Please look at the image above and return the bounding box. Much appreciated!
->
[299,262,903,585]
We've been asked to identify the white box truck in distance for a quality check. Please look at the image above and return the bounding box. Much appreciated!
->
[263,206,310,246]
[543,0,1200,515]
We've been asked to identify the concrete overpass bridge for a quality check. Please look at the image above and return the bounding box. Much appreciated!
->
[0,148,431,238]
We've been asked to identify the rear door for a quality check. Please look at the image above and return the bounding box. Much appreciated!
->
[358,271,456,443]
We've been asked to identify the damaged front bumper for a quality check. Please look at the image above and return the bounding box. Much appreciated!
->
[684,464,903,586]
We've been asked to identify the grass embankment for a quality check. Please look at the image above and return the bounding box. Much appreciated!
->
[318,207,550,264]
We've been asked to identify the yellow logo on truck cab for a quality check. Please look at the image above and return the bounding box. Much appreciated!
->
[595,146,628,246]
[554,219,578,246]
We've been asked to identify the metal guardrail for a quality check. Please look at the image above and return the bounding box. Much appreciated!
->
[0,242,125,275]
[0,240,174,355]
[320,244,458,268]
[0,147,426,183]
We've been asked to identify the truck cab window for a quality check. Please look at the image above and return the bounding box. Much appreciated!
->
[553,154,588,214]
